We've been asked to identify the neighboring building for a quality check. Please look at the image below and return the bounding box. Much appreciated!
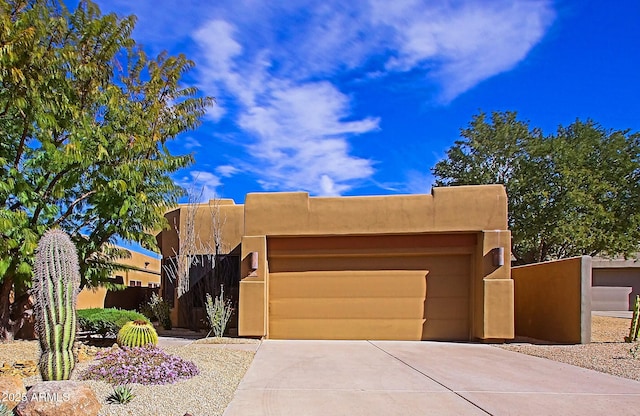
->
[157,185,514,341]
[592,256,640,312]
[76,250,161,309]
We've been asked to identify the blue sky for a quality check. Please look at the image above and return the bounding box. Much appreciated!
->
[93,0,639,204]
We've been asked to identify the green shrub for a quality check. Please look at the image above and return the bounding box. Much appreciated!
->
[117,320,158,348]
[205,286,233,338]
[138,302,157,322]
[148,293,172,330]
[78,308,149,338]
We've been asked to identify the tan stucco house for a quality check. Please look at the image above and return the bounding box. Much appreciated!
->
[157,185,514,341]
[76,250,161,309]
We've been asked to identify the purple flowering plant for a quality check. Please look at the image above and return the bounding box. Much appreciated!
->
[80,345,199,385]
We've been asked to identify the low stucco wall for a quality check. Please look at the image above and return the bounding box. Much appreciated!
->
[77,287,107,309]
[512,256,592,344]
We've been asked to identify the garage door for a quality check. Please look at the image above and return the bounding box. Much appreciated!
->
[267,235,474,340]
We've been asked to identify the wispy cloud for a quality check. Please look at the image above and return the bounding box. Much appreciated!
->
[216,165,240,177]
[403,170,435,194]
[188,0,554,195]
[193,17,380,195]
[238,81,379,195]
[370,0,555,102]
[99,0,554,196]
[177,171,221,202]
[182,137,202,150]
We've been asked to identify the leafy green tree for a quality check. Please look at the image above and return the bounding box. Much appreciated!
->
[0,0,212,340]
[432,111,640,265]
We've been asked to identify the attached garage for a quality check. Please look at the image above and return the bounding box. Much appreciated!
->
[267,234,474,340]
[236,186,514,341]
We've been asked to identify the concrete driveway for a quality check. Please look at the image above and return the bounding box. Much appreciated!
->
[223,340,640,416]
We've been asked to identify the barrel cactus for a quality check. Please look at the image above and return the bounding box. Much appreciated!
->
[33,229,80,381]
[117,320,158,348]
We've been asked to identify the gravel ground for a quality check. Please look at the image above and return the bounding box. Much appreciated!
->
[0,339,257,416]
[2,317,638,414]
[497,316,640,382]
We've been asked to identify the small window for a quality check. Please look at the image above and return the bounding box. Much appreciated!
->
[129,280,142,287]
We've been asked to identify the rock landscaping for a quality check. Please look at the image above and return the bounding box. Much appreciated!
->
[498,315,640,382]
[0,336,257,416]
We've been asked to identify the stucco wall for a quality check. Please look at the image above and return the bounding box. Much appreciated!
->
[156,200,245,323]
[77,287,108,309]
[244,185,508,237]
[77,250,160,309]
[512,256,592,344]
[158,200,244,258]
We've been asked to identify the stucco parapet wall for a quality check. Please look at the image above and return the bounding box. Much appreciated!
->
[158,201,245,257]
[243,185,508,237]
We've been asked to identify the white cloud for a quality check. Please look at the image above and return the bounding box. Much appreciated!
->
[178,171,222,202]
[404,170,435,194]
[370,0,555,102]
[216,165,240,177]
[182,137,202,149]
[186,0,554,194]
[238,82,379,194]
[193,20,380,195]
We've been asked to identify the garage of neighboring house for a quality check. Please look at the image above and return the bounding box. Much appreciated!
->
[267,234,475,340]
[591,256,640,312]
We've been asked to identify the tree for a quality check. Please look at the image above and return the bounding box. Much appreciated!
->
[0,0,213,340]
[162,188,231,330]
[432,111,640,265]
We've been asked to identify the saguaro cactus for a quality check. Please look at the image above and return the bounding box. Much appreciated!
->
[627,295,640,343]
[33,229,80,380]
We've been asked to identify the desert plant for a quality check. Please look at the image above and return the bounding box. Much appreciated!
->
[148,293,172,330]
[32,229,80,381]
[629,343,640,359]
[0,403,13,416]
[205,286,233,338]
[116,320,158,348]
[138,302,157,322]
[77,308,150,338]
[626,295,640,342]
[80,344,199,385]
[106,384,135,404]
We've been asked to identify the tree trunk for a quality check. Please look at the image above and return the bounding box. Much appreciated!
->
[0,276,33,342]
[0,276,16,342]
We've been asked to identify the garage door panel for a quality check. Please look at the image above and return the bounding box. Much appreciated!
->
[269,255,470,274]
[270,271,427,298]
[417,257,470,276]
[270,297,427,319]
[270,318,426,340]
[426,273,469,297]
[424,297,469,320]
[422,319,469,340]
[267,236,472,341]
